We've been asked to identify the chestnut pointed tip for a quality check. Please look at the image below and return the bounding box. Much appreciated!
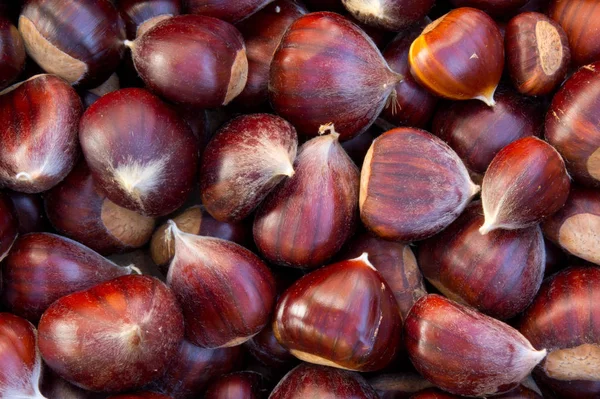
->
[126,264,142,275]
[470,182,481,197]
[318,123,340,140]
[353,252,376,271]
[478,220,496,235]
[124,39,135,49]
[476,90,497,107]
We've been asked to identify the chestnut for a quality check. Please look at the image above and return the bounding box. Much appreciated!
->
[118,0,181,39]
[186,0,274,23]
[341,0,435,31]
[418,202,545,320]
[545,61,600,187]
[45,162,156,256]
[109,393,172,399]
[253,126,359,268]
[127,15,247,108]
[405,294,547,397]
[0,74,82,193]
[409,7,504,106]
[204,372,266,399]
[274,254,402,372]
[368,373,434,398]
[519,267,600,398]
[360,127,479,242]
[480,136,570,234]
[41,368,108,399]
[505,12,570,96]
[448,0,528,17]
[79,73,121,109]
[19,0,125,88]
[244,321,297,369]
[38,275,184,392]
[79,88,198,217]
[6,190,46,234]
[269,363,378,399]
[269,12,402,141]
[0,192,18,262]
[0,17,25,90]
[2,232,138,321]
[200,114,297,222]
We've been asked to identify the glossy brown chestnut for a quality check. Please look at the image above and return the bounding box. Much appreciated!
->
[341,233,426,319]
[269,363,378,399]
[269,12,402,141]
[186,0,273,23]
[380,24,438,130]
[360,127,479,242]
[505,13,570,96]
[167,222,276,348]
[432,89,544,174]
[150,205,250,270]
[405,294,547,397]
[244,321,296,369]
[0,192,18,262]
[127,15,247,108]
[545,61,600,187]
[41,368,107,399]
[549,0,600,67]
[7,191,47,234]
[418,202,545,320]
[409,7,504,106]
[253,126,359,268]
[368,373,434,399]
[542,186,600,265]
[150,340,243,399]
[0,17,25,90]
[0,74,82,193]
[204,372,265,399]
[341,0,434,31]
[234,1,307,109]
[448,0,527,16]
[519,267,600,398]
[38,275,184,392]
[0,313,44,398]
[79,88,198,217]
[118,0,181,39]
[480,136,570,234]
[274,254,402,371]
[45,162,155,256]
[2,232,137,321]
[19,0,125,88]
[200,114,298,222]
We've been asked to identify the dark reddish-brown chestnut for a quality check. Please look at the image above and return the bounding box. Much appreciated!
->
[41,367,109,399]
[360,127,479,242]
[519,267,600,398]
[0,192,18,262]
[244,321,296,369]
[118,0,181,39]
[45,162,155,255]
[341,233,426,319]
[127,15,247,108]
[418,202,545,320]
[18,0,125,88]
[432,89,544,174]
[269,12,402,141]
[38,275,184,392]
[341,127,378,168]
[549,0,600,67]
[542,186,600,265]
[204,372,265,399]
[448,0,527,16]
[545,62,600,187]
[2,233,138,321]
[79,88,198,217]
[253,126,359,268]
[7,191,47,234]
[480,136,570,233]
[505,12,570,96]
[274,254,402,371]
[410,384,543,399]
[368,373,434,398]
[150,205,250,270]
[167,222,276,348]
[200,114,297,222]
[341,0,434,31]
[0,17,25,90]
[0,74,82,193]
[234,1,307,109]
[186,0,273,23]
[405,294,547,397]
[409,8,504,106]
[0,313,44,398]
[269,363,378,399]
[79,73,121,109]
[109,393,172,399]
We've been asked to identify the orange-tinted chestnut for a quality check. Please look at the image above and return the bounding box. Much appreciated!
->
[127,15,247,108]
[19,0,125,88]
[0,74,82,193]
[409,7,504,106]
[448,0,527,17]
[341,0,434,31]
[405,294,546,397]
[186,0,273,23]
[118,0,181,39]
[368,373,434,399]
[269,12,402,141]
[38,275,184,392]
[480,136,570,234]
[204,372,265,399]
[432,88,544,174]
[0,17,25,90]
[0,192,18,262]
[545,61,600,187]
[360,127,479,242]
[519,267,600,398]
[418,202,545,320]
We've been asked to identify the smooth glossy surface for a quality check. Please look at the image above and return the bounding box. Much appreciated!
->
[186,0,273,23]
[204,372,265,399]
[0,17,25,90]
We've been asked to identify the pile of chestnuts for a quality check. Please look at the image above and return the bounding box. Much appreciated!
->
[0,0,598,398]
